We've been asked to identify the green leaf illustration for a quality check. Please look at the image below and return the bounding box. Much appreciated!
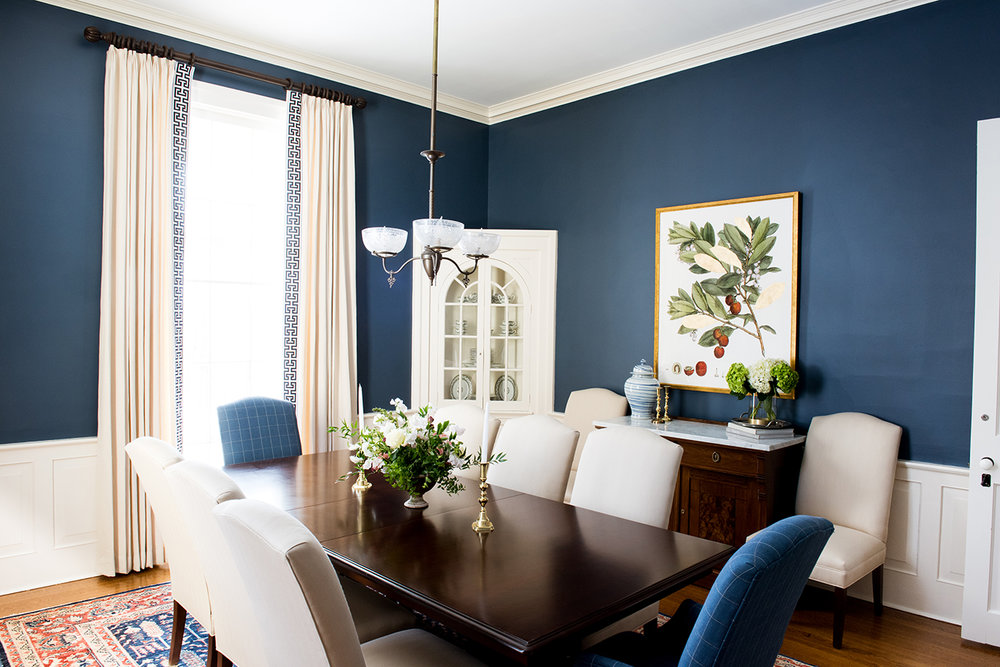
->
[697,330,719,347]
[761,325,776,334]
[717,272,740,289]
[700,278,727,297]
[701,223,715,246]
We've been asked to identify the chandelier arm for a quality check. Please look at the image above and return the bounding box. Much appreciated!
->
[379,254,420,288]
[441,254,483,285]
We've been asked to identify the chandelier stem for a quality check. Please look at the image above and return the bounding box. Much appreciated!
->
[425,0,441,219]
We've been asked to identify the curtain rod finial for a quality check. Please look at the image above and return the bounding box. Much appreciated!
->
[84,26,104,43]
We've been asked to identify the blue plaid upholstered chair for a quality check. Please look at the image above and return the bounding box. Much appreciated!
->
[217,397,302,465]
[575,514,833,667]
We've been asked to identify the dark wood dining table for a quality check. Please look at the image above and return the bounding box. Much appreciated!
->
[224,451,734,665]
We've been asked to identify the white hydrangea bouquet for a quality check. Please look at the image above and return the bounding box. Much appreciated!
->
[332,398,473,500]
[726,358,799,423]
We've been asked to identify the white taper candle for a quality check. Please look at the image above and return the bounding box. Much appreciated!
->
[358,384,364,423]
[481,402,490,464]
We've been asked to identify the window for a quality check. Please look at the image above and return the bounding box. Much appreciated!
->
[182,81,287,464]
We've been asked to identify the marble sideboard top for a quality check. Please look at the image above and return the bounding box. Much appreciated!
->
[593,416,805,452]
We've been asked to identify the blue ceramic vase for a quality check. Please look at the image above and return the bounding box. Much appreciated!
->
[624,359,659,420]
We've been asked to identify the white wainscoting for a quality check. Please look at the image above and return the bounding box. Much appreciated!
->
[847,460,968,624]
[0,437,102,596]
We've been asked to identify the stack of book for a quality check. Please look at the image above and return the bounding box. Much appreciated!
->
[726,420,795,440]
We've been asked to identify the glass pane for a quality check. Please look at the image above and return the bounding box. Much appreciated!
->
[443,277,478,401]
[488,266,524,403]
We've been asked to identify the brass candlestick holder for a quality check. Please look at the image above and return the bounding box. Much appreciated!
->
[471,462,494,533]
[651,383,671,424]
[352,468,372,492]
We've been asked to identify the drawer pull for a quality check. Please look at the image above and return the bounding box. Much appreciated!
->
[712,451,721,463]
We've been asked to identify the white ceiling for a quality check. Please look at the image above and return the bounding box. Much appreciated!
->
[50,0,933,123]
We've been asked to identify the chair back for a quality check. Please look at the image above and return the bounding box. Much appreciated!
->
[218,396,302,465]
[562,389,629,501]
[488,414,579,501]
[214,498,365,667]
[570,426,682,529]
[435,404,501,480]
[166,460,264,666]
[680,515,834,667]
[124,437,212,631]
[795,412,902,541]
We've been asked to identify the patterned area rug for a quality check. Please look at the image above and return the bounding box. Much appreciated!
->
[0,584,209,667]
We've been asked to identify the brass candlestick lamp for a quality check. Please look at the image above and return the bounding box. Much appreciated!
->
[651,383,671,424]
[471,462,494,533]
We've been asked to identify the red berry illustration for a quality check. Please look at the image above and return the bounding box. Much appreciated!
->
[713,328,723,340]
[718,334,729,346]
[714,346,725,358]
[683,366,695,376]
[725,295,734,306]
[730,301,742,315]
[695,361,707,376]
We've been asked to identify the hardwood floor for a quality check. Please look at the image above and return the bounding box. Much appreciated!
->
[4,571,1000,666]
[660,585,1000,666]
[0,567,170,617]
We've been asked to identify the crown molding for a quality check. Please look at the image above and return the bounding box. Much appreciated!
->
[40,0,935,125]
[487,0,938,124]
[38,0,491,122]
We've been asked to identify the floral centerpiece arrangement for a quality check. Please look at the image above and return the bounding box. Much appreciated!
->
[332,398,500,509]
[726,358,799,424]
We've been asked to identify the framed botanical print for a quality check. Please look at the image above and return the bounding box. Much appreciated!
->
[654,192,800,393]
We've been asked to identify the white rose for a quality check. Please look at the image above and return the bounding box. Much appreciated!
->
[386,428,407,449]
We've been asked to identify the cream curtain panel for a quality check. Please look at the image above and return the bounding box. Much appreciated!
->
[295,93,358,454]
[96,46,188,575]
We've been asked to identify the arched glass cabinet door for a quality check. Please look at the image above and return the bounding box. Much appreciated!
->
[442,276,479,402]
[486,263,527,408]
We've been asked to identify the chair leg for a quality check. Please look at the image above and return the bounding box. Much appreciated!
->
[169,601,186,666]
[207,634,218,667]
[833,587,846,649]
[873,564,884,616]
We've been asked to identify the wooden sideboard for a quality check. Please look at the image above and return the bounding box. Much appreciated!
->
[594,417,805,546]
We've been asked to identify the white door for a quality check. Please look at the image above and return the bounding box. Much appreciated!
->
[963,117,1000,645]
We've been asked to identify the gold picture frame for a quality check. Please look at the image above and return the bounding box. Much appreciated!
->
[654,192,800,394]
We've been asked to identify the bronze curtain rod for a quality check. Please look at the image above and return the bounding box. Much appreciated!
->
[83,26,367,108]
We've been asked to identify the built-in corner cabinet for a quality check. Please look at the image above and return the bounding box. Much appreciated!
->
[412,230,557,417]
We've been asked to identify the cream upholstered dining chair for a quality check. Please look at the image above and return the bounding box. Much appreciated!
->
[571,426,684,646]
[560,388,629,501]
[792,411,902,649]
[167,459,416,666]
[487,414,579,502]
[434,404,500,481]
[124,437,218,667]
[213,498,486,667]
[165,459,261,667]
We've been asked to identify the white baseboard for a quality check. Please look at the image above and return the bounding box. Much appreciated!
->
[0,437,102,595]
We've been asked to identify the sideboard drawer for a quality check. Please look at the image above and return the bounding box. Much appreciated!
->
[672,440,761,476]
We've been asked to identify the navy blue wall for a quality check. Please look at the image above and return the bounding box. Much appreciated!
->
[0,0,487,443]
[488,0,1000,466]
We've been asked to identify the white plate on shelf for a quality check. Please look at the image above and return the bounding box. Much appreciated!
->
[494,374,517,401]
[450,374,474,400]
